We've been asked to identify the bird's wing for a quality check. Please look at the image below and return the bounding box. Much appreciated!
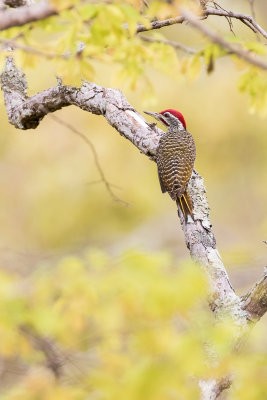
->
[157,164,167,193]
[157,143,195,199]
[171,155,194,197]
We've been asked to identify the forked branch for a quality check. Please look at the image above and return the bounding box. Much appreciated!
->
[136,6,267,41]
[180,8,267,71]
[242,269,267,322]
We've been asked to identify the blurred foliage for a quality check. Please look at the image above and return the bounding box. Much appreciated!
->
[0,1,267,259]
[1,0,267,110]
[0,2,267,398]
[0,249,266,399]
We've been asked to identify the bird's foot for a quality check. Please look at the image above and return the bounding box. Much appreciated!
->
[147,122,157,128]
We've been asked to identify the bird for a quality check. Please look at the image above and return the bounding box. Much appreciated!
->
[144,109,196,218]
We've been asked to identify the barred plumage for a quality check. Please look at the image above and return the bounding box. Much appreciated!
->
[144,109,196,217]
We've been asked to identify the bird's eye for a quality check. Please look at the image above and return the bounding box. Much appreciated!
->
[164,112,171,118]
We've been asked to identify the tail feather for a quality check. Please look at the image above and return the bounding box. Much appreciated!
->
[177,190,193,218]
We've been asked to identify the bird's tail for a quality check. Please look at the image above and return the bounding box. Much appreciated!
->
[176,190,193,218]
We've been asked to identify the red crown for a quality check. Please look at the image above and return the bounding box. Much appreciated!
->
[160,109,186,129]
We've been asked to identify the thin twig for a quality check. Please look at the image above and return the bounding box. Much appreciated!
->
[211,2,236,36]
[181,8,267,71]
[225,15,236,36]
[136,7,267,41]
[248,0,256,21]
[50,114,129,206]
[1,0,267,47]
[20,325,88,381]
[240,17,258,34]
[248,0,260,41]
[205,7,267,40]
[0,38,67,59]
[20,325,64,379]
[139,35,197,54]
[87,179,122,190]
[0,37,88,60]
[140,34,233,60]
[211,1,256,34]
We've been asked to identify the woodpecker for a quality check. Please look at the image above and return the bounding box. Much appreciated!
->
[144,109,196,218]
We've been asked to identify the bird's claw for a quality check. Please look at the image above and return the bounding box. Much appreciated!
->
[148,122,157,128]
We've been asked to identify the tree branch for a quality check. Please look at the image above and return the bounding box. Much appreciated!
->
[1,0,267,53]
[0,0,56,31]
[139,35,197,54]
[20,325,64,378]
[241,268,267,322]
[136,7,267,41]
[0,37,65,59]
[136,15,185,33]
[180,9,267,71]
[205,7,267,40]
[0,56,247,325]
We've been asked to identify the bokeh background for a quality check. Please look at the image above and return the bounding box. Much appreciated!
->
[1,0,267,290]
[0,0,267,397]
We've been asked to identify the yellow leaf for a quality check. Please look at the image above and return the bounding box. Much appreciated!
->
[187,54,202,81]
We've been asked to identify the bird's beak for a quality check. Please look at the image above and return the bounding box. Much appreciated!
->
[143,111,162,121]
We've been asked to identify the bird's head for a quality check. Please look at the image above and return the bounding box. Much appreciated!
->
[144,109,186,131]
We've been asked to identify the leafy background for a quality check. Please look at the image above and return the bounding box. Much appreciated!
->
[0,0,267,398]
